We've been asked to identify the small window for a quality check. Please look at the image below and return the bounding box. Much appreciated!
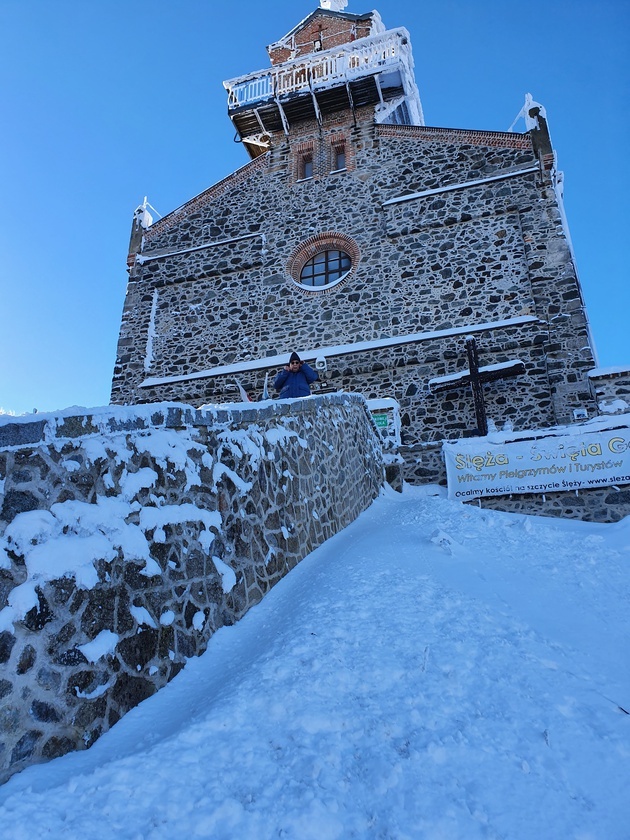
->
[332,145,346,172]
[299,250,351,288]
[301,153,313,180]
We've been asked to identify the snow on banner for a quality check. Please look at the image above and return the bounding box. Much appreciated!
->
[443,424,630,500]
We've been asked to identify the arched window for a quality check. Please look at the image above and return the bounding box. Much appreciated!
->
[299,250,352,288]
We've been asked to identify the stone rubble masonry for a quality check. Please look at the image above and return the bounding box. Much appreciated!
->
[111,116,598,468]
[0,395,384,783]
[589,368,630,415]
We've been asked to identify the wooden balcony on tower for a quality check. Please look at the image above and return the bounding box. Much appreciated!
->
[223,28,423,157]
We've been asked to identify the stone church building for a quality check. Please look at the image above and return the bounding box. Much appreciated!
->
[111,2,626,483]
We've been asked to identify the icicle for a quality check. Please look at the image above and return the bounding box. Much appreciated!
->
[144,290,159,372]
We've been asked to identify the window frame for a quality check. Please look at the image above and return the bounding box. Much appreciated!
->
[298,249,352,289]
[287,233,360,295]
[331,144,346,173]
[299,152,314,181]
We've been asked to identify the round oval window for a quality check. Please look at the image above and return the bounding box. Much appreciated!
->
[299,250,352,288]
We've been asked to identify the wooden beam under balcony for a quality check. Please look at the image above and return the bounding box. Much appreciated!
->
[229,73,405,148]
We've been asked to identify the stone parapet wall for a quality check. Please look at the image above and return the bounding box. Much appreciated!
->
[589,368,630,415]
[476,485,630,522]
[0,395,383,783]
[400,442,447,485]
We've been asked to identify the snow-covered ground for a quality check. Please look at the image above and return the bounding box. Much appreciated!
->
[1,485,628,839]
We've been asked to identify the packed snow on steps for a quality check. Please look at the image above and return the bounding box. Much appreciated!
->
[0,484,628,840]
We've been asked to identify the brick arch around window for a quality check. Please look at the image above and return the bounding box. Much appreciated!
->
[286,232,361,294]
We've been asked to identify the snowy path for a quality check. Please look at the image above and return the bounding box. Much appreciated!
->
[1,486,629,839]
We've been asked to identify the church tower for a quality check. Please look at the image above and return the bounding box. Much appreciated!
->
[223,2,423,162]
[112,3,601,485]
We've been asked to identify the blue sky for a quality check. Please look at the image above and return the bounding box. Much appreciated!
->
[1,0,628,415]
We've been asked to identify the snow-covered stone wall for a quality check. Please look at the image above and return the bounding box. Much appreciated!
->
[588,368,630,418]
[0,395,384,783]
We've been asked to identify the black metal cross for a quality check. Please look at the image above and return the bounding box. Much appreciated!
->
[430,336,525,436]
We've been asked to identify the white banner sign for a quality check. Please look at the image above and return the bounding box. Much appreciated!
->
[443,426,630,500]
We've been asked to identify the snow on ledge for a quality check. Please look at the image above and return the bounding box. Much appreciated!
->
[443,411,630,447]
[382,165,539,207]
[599,399,629,414]
[588,366,630,379]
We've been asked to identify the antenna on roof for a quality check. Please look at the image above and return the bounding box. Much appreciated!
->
[508,93,547,133]
[142,196,163,220]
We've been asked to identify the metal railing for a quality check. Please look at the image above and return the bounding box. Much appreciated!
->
[224,28,410,110]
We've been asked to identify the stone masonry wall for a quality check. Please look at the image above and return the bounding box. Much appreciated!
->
[135,325,554,445]
[111,117,596,468]
[589,368,630,416]
[0,395,383,783]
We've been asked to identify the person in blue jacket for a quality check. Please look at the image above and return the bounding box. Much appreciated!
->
[274,352,319,399]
